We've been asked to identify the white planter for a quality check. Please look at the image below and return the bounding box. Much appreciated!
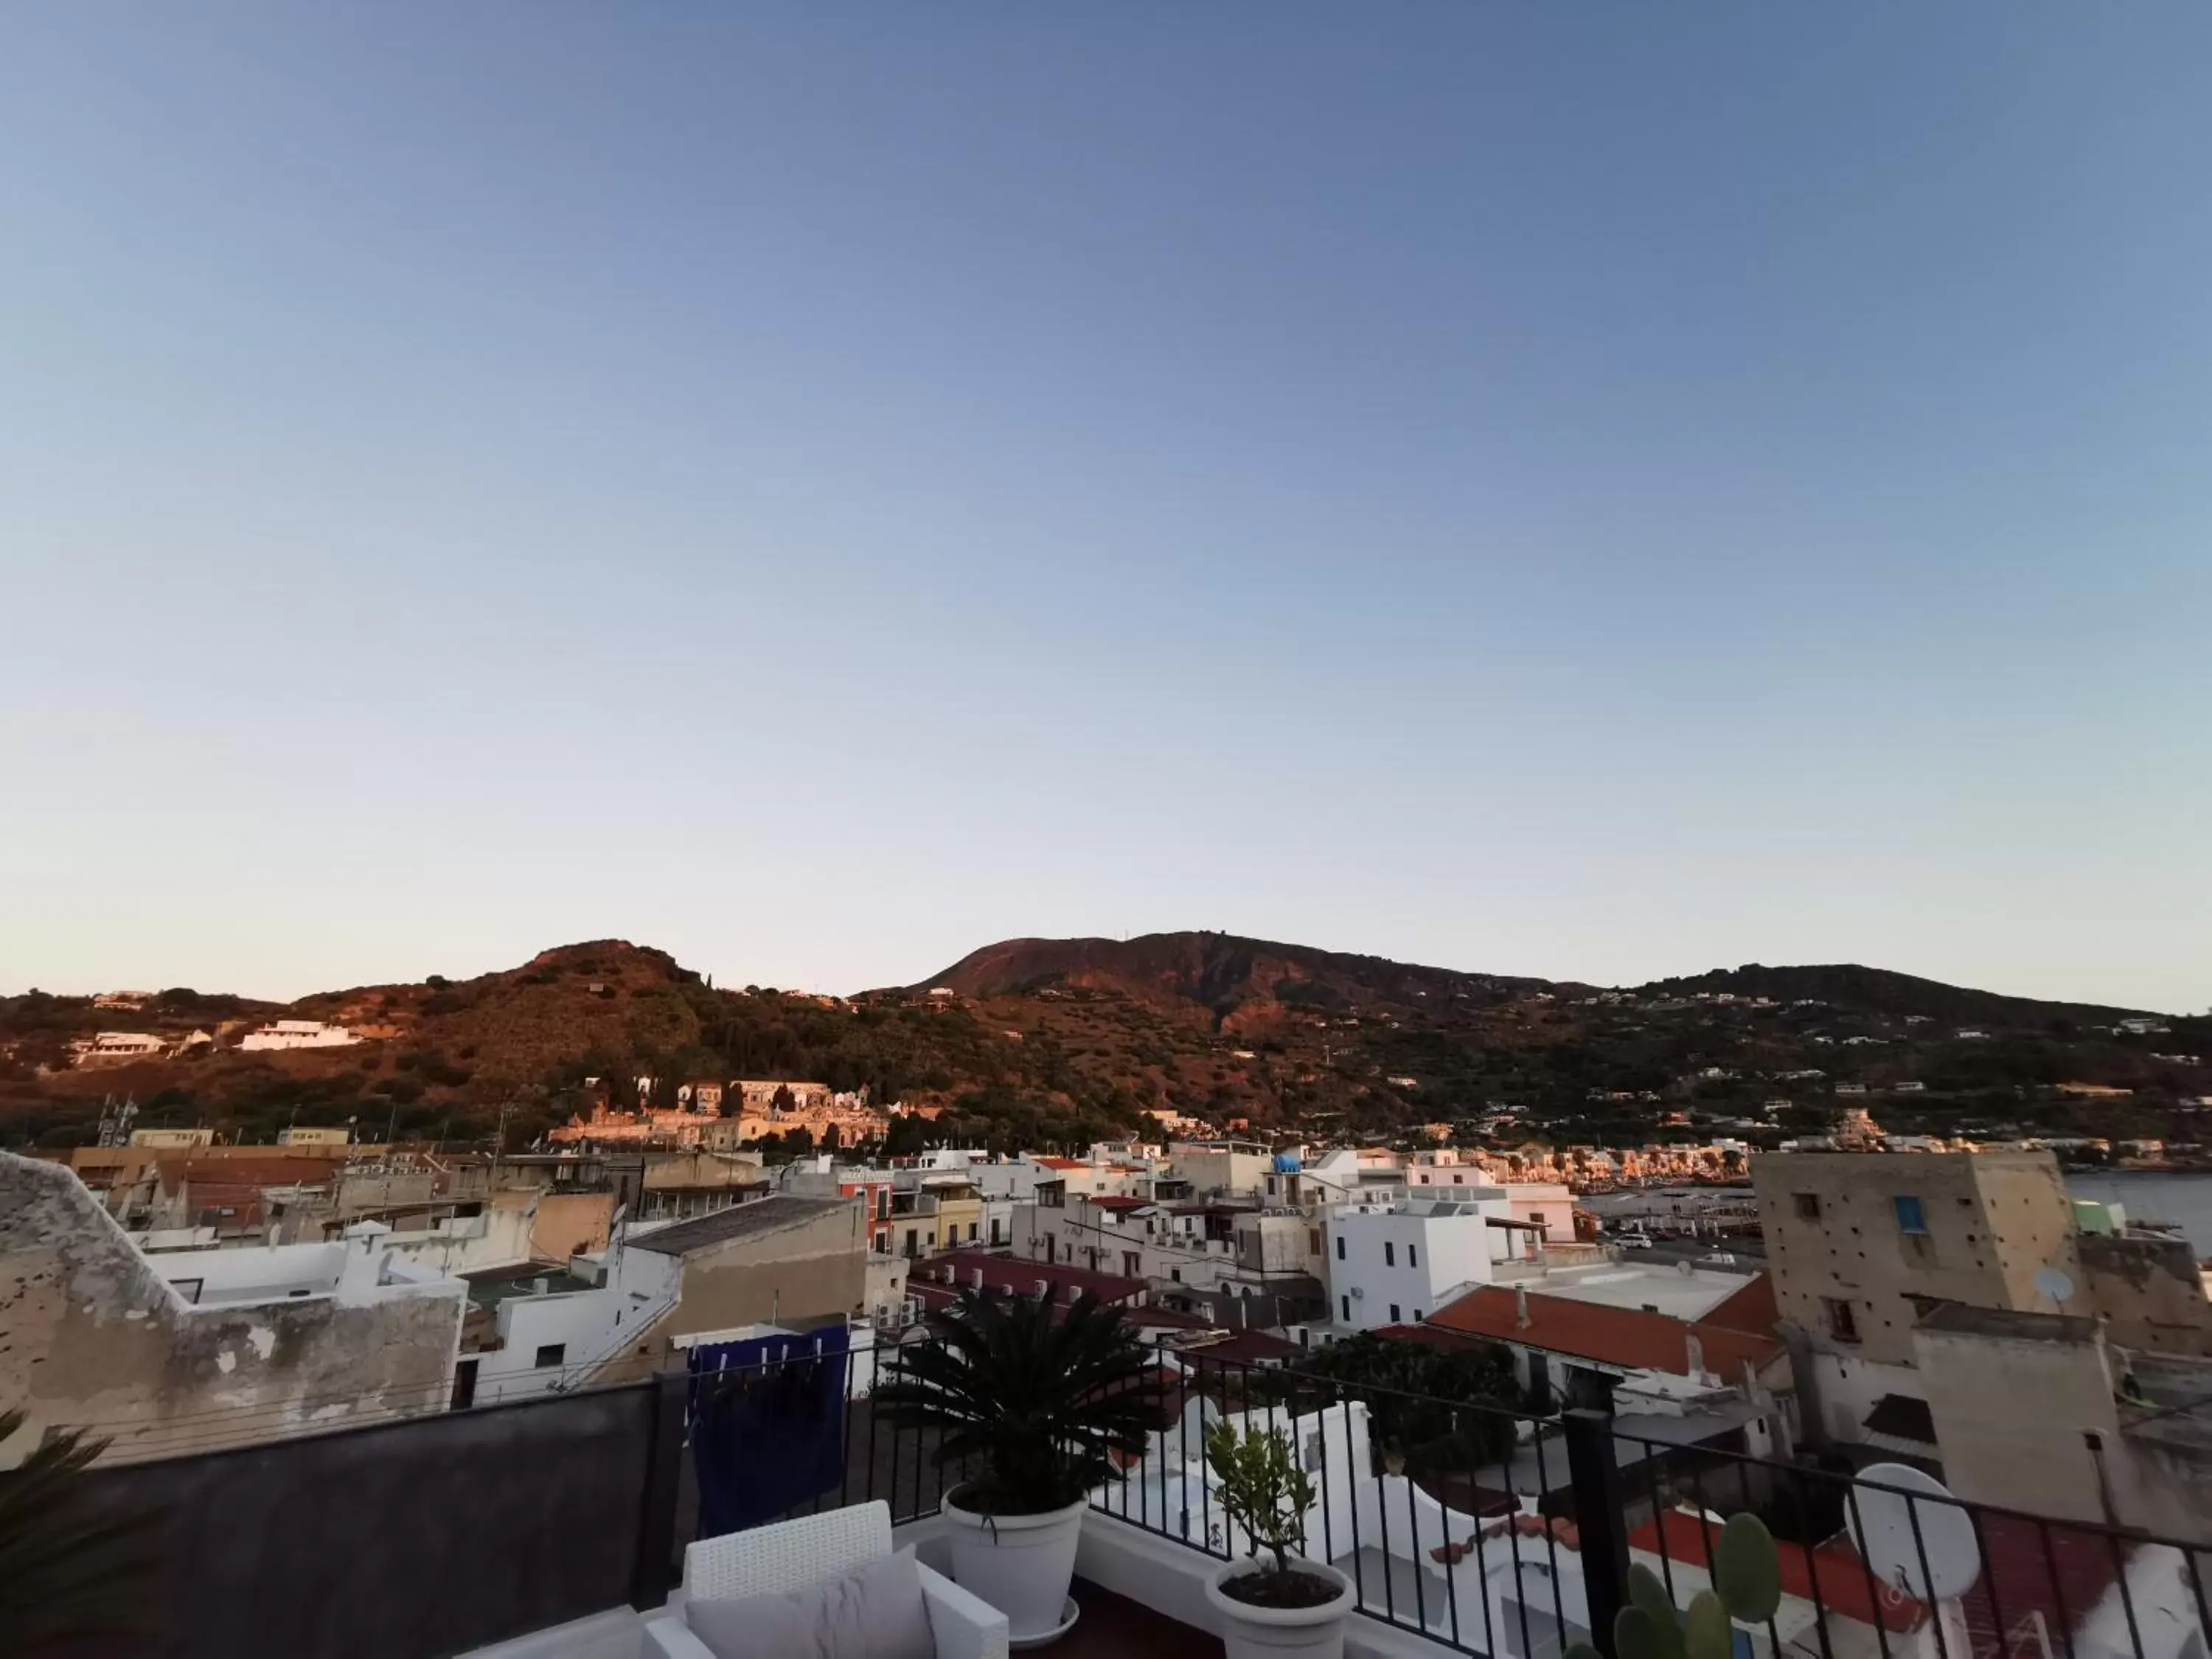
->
[941,1487,1088,1645]
[1203,1557,1356,1659]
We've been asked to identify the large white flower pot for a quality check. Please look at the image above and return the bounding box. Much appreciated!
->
[1204,1557,1357,1659]
[942,1487,1088,1646]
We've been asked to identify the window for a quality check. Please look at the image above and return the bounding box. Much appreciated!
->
[1341,1295,1351,1321]
[1172,1267,1183,1283]
[1390,1304,1402,1324]
[1824,1298,1860,1343]
[1043,1235,1055,1262]
[1794,1193,1822,1222]
[1528,1213,1545,1231]
[1414,1309,1425,1323]
[967,1222,978,1241]
[535,1343,566,1369]
[1310,1229,1321,1255]
[1408,1244,1419,1269]
[1335,1237,1346,1261]
[1893,1196,1928,1236]
[1452,1173,1464,1185]
[1384,1242,1396,1267]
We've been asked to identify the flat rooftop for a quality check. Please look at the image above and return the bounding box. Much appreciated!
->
[1522,1259,1756,1321]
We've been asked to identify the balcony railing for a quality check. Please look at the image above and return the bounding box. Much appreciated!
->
[51,1332,2212,1659]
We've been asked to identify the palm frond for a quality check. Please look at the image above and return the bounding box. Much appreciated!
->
[872,1287,1172,1512]
[0,1410,166,1655]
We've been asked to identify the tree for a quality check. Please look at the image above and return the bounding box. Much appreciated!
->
[874,1288,1168,1514]
[0,1410,162,1651]
[821,1124,842,1152]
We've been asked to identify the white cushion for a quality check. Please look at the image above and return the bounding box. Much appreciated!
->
[684,1547,935,1659]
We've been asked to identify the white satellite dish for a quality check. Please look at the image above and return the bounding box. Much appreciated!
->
[1846,1463,1982,1603]
[2035,1266,2076,1308]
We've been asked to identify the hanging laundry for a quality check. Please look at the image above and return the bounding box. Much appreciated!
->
[687,1326,852,1537]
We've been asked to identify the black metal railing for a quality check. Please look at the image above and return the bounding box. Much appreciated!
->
[1613,1422,2212,1659]
[686,1336,2212,1659]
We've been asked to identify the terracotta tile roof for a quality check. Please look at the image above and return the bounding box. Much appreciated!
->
[1032,1157,1090,1170]
[156,1155,335,1189]
[1418,1286,1784,1379]
[1083,1194,1153,1212]
[1699,1273,1780,1336]
[1630,1507,1927,1635]
[922,1250,1147,1304]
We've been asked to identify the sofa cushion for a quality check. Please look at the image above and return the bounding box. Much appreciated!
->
[684,1547,935,1659]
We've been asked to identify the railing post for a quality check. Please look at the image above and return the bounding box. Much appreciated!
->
[1564,1408,1630,1659]
[630,1368,690,1611]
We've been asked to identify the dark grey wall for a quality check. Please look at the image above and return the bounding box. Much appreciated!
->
[74,1378,681,1659]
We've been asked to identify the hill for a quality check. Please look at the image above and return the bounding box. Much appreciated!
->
[3,933,2202,1154]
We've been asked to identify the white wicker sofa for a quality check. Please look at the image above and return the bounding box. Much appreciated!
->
[642,1502,1009,1659]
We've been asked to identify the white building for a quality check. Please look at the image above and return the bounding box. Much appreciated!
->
[1324,1194,1513,1331]
[240,1020,360,1051]
[70,1031,169,1063]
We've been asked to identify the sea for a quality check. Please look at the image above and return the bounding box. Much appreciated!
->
[2065,1170,2212,1254]
[1582,1171,2212,1256]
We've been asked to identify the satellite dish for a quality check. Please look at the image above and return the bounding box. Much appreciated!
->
[2035,1267,2076,1307]
[1846,1463,1982,1603]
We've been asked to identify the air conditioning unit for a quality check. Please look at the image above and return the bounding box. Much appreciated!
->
[1348,1286,1365,1299]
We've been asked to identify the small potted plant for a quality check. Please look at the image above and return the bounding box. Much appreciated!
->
[1201,1420,1356,1659]
[875,1286,1167,1646]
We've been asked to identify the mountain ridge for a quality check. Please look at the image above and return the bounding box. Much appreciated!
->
[3,931,2198,1154]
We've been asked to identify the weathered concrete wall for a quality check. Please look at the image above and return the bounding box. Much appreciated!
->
[0,1154,464,1465]
[529,1189,616,1260]
[1915,1318,2118,1526]
[2081,1232,2212,1357]
[669,1203,867,1337]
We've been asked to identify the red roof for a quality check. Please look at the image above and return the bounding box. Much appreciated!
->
[1422,1287,1783,1379]
[1083,1194,1153,1212]
[1631,1507,1926,1635]
[920,1250,1147,1304]
[1180,1329,1302,1364]
[1700,1274,1780,1336]
[1032,1157,1089,1170]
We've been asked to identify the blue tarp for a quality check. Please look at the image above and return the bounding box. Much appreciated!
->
[686,1325,852,1537]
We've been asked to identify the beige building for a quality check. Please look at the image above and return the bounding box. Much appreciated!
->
[1916,1303,2212,1543]
[128,1126,216,1150]
[1752,1149,2080,1447]
[596,1195,870,1382]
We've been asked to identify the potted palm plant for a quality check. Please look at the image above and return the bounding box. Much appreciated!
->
[1201,1421,1355,1659]
[874,1285,1166,1646]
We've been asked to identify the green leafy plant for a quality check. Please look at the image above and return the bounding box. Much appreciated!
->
[1205,1420,1317,1580]
[0,1411,164,1655]
[874,1286,1169,1515]
[1566,1513,1781,1659]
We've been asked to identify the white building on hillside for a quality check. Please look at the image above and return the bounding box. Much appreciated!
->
[240,1020,360,1051]
[1324,1194,1513,1331]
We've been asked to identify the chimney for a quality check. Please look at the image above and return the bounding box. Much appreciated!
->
[970,1267,984,1290]
[1035,1280,1051,1299]
[1515,1286,1531,1330]
[1684,1333,1706,1382]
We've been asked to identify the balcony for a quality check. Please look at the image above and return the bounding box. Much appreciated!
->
[49,1337,2212,1659]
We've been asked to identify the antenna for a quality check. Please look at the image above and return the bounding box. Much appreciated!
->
[1846,1463,1981,1603]
[2035,1266,2076,1310]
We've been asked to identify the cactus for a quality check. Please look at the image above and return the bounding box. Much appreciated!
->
[1683,1591,1733,1659]
[1606,1512,1781,1659]
[1711,1514,1781,1624]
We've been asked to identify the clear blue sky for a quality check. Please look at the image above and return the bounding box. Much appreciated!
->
[4,6,2207,1011]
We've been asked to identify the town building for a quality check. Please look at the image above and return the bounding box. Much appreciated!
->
[238,1019,360,1051]
[1323,1194,1514,1331]
[0,1152,465,1463]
